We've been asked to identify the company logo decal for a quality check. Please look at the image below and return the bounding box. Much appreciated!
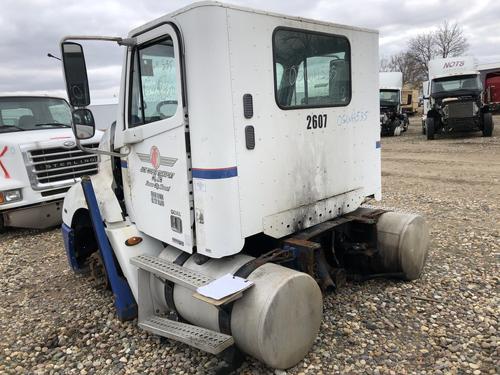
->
[62,140,76,149]
[136,148,177,194]
[137,151,177,167]
[150,146,161,170]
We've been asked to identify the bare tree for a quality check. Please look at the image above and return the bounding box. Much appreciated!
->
[407,32,435,80]
[381,21,469,84]
[435,20,468,58]
[379,56,392,72]
[388,52,425,87]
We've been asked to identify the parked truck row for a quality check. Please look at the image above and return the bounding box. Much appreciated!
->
[383,56,496,139]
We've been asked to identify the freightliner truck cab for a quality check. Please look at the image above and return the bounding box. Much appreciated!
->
[59,2,430,370]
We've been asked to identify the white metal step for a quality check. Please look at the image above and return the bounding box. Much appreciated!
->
[139,315,234,354]
[131,254,213,290]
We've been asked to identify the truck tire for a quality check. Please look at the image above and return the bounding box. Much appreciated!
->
[0,215,5,233]
[482,112,493,137]
[394,125,401,136]
[403,117,409,132]
[426,118,435,140]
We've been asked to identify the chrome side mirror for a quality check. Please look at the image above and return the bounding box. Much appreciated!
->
[72,108,95,140]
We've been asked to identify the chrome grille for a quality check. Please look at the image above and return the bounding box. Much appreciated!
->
[25,144,99,190]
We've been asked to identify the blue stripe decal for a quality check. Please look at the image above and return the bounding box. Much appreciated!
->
[121,160,128,168]
[192,167,238,179]
[376,141,381,149]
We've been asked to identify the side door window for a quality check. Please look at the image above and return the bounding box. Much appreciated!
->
[129,37,178,127]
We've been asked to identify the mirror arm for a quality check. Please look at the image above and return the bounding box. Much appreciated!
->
[61,35,136,46]
[75,138,130,158]
[118,38,137,47]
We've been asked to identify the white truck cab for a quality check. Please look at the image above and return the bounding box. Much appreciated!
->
[58,2,429,370]
[421,80,430,134]
[0,95,102,231]
[379,72,408,136]
[425,56,494,139]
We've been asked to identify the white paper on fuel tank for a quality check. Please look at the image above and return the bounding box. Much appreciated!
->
[196,273,254,300]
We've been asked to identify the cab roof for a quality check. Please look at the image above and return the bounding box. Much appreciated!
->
[129,1,378,38]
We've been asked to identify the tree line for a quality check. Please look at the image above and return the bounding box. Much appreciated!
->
[380,21,468,88]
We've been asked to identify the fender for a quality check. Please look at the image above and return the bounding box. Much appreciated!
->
[61,130,124,272]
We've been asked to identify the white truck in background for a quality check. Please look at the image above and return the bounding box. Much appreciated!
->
[58,2,430,371]
[421,80,430,134]
[425,56,494,139]
[89,99,118,130]
[0,96,102,231]
[379,72,408,136]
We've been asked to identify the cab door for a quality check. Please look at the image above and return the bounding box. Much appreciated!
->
[123,24,193,252]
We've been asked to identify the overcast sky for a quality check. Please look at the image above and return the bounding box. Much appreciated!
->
[1,0,499,101]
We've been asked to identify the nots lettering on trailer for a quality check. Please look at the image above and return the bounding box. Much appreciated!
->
[443,60,465,69]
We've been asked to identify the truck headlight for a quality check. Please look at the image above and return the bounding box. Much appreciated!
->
[0,189,22,204]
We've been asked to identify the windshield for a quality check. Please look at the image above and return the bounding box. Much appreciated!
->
[380,90,399,105]
[0,97,72,133]
[431,74,482,95]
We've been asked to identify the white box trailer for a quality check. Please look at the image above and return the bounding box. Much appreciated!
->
[58,2,429,370]
[425,56,494,139]
[379,72,408,136]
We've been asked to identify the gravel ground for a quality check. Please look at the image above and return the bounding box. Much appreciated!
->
[1,116,499,374]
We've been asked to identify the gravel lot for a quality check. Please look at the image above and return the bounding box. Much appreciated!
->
[1,116,499,374]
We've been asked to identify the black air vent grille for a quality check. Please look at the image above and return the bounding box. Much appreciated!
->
[243,94,253,119]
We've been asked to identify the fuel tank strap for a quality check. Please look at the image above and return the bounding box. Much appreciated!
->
[217,259,261,335]
[164,251,191,317]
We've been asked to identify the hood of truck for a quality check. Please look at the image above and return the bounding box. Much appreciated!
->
[1,128,100,147]
[0,128,103,192]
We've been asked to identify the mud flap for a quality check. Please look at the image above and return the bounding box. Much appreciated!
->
[81,176,137,321]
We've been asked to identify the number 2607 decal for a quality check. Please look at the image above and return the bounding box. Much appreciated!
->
[306,114,327,129]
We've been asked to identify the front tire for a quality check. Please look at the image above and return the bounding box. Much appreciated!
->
[482,112,493,137]
[402,117,409,132]
[422,120,426,135]
[426,118,435,140]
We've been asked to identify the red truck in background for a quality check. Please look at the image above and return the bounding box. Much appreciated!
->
[478,63,500,112]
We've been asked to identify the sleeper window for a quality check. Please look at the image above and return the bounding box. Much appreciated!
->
[273,28,351,109]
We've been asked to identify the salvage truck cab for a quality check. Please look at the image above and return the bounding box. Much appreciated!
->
[425,56,494,139]
[379,72,408,136]
[59,2,429,370]
[0,95,102,231]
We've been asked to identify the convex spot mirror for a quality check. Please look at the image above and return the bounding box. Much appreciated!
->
[72,108,95,140]
[61,42,91,107]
